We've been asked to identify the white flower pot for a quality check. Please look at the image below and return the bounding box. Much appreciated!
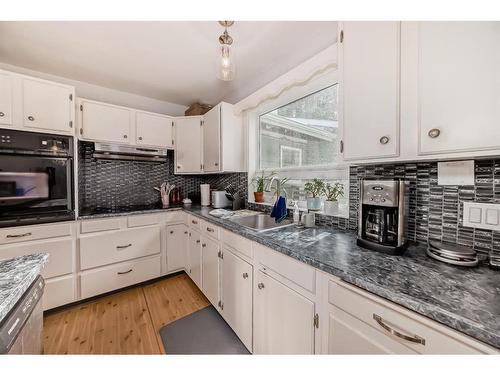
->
[324,200,339,215]
[306,197,322,211]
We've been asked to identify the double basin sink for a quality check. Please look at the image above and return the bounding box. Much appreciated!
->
[227,213,294,233]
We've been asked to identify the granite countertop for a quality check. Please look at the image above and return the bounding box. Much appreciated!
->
[183,206,500,350]
[76,205,500,349]
[0,253,49,324]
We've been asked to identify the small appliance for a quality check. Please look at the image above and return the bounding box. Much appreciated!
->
[212,190,231,209]
[357,179,409,255]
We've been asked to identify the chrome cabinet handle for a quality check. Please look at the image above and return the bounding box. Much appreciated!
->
[206,227,214,232]
[242,273,249,279]
[428,128,441,138]
[27,116,35,121]
[184,231,188,234]
[214,162,219,166]
[177,165,181,169]
[0,112,4,117]
[196,239,200,243]
[202,243,207,248]
[138,136,143,140]
[116,244,132,249]
[169,230,174,234]
[257,282,265,289]
[192,220,198,224]
[379,136,390,145]
[6,232,32,238]
[117,269,133,275]
[123,134,128,139]
[373,314,426,345]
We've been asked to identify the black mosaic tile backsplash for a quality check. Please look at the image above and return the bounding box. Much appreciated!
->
[78,142,247,214]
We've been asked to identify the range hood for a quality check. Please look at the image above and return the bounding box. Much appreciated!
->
[93,143,168,162]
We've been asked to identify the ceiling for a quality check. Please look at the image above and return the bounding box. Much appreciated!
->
[0,21,337,106]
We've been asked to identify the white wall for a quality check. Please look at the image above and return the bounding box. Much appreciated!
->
[0,62,187,116]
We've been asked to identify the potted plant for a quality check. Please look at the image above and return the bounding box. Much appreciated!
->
[251,171,275,203]
[323,182,344,215]
[304,178,325,210]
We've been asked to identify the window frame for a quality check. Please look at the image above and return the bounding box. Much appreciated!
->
[257,83,340,173]
[279,145,303,168]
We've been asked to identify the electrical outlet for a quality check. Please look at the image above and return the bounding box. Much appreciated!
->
[463,202,500,231]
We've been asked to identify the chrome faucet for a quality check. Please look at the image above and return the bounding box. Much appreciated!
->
[265,176,281,196]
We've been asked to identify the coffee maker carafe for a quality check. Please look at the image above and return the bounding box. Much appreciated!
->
[357,179,409,255]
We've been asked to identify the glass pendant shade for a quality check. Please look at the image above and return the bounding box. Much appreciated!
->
[216,44,235,81]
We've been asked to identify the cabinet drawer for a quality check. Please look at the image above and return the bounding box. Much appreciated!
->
[80,218,122,233]
[328,280,496,354]
[0,237,73,279]
[43,275,75,311]
[80,226,161,270]
[255,243,315,293]
[0,222,72,245]
[188,215,202,230]
[164,210,186,223]
[127,214,161,228]
[80,255,161,299]
[201,221,220,240]
[221,229,252,259]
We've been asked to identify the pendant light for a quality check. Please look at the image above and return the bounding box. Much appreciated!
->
[216,21,235,81]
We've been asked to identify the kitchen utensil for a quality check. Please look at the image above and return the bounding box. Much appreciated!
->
[154,182,175,208]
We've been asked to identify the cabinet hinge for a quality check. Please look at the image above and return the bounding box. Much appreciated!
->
[69,121,73,128]
[218,300,222,308]
[200,120,203,126]
[79,128,83,135]
[171,139,174,146]
[201,164,204,170]
[218,250,224,259]
[80,104,83,111]
[340,140,344,153]
[314,313,319,329]
[69,93,73,101]
[340,30,344,43]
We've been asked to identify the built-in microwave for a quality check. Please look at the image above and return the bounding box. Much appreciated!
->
[0,129,75,227]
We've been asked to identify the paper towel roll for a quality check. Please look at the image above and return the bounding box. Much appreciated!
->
[200,184,210,206]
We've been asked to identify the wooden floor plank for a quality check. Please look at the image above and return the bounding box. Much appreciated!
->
[43,274,204,354]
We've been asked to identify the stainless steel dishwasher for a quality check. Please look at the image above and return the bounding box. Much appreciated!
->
[0,276,44,354]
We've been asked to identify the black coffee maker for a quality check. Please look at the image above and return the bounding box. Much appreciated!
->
[357,179,409,255]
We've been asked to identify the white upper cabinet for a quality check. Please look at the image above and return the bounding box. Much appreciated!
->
[0,73,13,126]
[23,78,74,133]
[136,111,174,148]
[417,22,500,155]
[174,116,203,173]
[202,104,221,172]
[78,99,132,143]
[339,21,401,161]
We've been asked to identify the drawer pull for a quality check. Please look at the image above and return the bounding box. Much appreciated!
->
[373,314,426,345]
[242,272,249,279]
[184,231,188,234]
[27,115,35,121]
[196,239,200,243]
[379,136,390,145]
[192,220,198,224]
[117,269,133,275]
[6,232,32,238]
[169,230,174,234]
[0,112,4,117]
[202,243,207,248]
[257,282,265,290]
[116,244,132,249]
[428,128,441,138]
[206,227,214,233]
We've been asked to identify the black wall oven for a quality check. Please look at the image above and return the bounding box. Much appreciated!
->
[0,129,75,227]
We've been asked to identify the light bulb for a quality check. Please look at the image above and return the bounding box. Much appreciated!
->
[216,44,235,81]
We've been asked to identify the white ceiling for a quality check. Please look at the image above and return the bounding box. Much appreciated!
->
[0,21,337,106]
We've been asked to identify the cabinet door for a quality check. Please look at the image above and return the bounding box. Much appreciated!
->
[187,230,202,289]
[166,224,187,272]
[418,22,500,154]
[221,248,253,351]
[326,304,416,354]
[23,79,73,133]
[136,111,173,148]
[80,100,131,143]
[202,105,221,172]
[340,22,400,160]
[254,270,315,354]
[174,117,202,173]
[201,236,220,307]
[0,73,13,126]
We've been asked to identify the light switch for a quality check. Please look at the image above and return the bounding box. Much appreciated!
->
[469,207,482,223]
[463,202,500,231]
[486,209,499,225]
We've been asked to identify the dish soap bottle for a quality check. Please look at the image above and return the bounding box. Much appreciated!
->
[293,202,300,224]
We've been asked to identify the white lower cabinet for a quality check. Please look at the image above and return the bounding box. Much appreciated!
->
[254,269,315,354]
[166,224,188,272]
[80,255,161,299]
[43,275,75,311]
[201,235,220,307]
[187,230,202,289]
[220,247,253,351]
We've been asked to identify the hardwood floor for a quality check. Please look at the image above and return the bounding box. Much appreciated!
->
[43,273,210,354]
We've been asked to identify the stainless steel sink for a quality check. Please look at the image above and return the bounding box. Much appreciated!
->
[228,214,294,232]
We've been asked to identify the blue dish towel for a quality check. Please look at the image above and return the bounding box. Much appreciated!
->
[270,196,287,223]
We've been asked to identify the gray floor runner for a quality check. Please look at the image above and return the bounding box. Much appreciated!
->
[159,306,250,354]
